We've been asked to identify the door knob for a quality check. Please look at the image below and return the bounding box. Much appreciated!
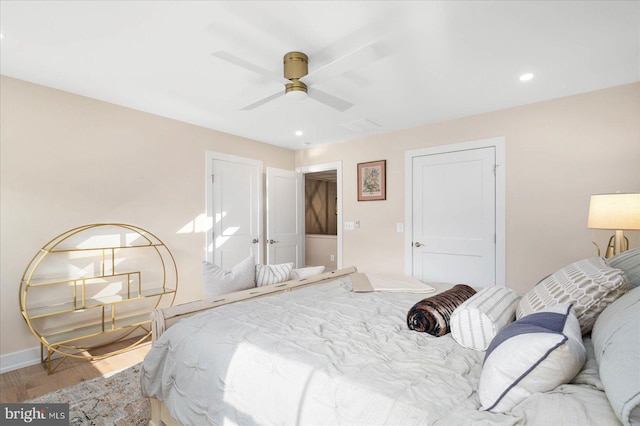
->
[269,239,279,244]
[251,238,259,244]
[414,242,423,247]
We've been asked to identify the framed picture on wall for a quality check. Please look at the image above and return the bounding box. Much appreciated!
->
[357,160,386,201]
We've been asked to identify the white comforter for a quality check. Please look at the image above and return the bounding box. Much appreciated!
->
[141,276,619,426]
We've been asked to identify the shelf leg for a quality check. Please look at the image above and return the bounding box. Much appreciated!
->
[40,343,67,375]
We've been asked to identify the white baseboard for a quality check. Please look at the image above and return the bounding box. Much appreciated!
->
[0,346,41,374]
[1,328,151,374]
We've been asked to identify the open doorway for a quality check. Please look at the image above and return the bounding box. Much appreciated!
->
[305,170,338,271]
[297,162,343,271]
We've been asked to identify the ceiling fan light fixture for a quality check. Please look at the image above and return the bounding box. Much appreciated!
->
[285,80,308,100]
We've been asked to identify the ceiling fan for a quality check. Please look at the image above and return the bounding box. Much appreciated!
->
[212,43,382,112]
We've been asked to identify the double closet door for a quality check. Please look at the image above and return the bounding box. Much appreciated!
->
[208,152,304,270]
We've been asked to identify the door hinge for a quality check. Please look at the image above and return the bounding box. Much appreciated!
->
[493,164,498,176]
[211,174,215,183]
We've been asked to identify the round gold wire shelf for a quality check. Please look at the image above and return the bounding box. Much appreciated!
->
[19,223,178,373]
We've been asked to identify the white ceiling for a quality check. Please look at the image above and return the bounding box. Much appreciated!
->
[1,1,638,150]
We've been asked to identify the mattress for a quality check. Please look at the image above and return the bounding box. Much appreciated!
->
[141,275,619,425]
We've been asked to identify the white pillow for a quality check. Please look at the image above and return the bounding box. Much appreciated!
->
[450,286,520,351]
[592,286,640,425]
[290,265,325,280]
[607,247,640,289]
[202,256,255,298]
[516,257,628,334]
[478,303,586,412]
[255,263,293,287]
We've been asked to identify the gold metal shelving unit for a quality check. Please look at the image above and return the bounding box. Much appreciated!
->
[19,223,178,374]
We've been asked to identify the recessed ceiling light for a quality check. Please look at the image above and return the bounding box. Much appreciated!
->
[0,33,5,39]
[519,73,534,82]
[295,130,303,137]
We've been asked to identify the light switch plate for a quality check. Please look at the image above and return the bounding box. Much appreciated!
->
[397,223,404,233]
[345,221,355,231]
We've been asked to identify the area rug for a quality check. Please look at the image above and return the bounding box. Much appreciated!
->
[27,363,150,425]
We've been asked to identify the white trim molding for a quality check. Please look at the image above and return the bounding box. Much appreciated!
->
[0,345,41,374]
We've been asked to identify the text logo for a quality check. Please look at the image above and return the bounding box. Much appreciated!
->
[1,404,68,425]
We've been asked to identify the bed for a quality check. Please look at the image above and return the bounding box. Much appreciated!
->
[141,254,640,426]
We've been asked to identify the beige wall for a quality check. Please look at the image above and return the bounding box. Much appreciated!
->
[296,83,640,294]
[305,235,338,271]
[0,76,294,357]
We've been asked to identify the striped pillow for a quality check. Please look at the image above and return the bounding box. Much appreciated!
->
[450,286,520,351]
[516,257,628,334]
[255,263,294,287]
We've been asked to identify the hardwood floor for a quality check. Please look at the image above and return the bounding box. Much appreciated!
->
[0,337,151,403]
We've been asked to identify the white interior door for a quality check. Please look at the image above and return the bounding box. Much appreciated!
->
[411,147,496,287]
[266,167,304,267]
[208,153,262,270]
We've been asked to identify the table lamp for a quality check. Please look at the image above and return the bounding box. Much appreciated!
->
[588,193,640,257]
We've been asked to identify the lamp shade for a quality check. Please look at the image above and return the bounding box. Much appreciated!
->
[588,193,640,230]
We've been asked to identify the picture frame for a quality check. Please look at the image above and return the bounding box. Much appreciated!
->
[357,160,386,201]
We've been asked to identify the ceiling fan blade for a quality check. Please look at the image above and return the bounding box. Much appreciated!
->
[240,90,284,111]
[307,88,353,112]
[303,42,385,86]
[212,51,286,83]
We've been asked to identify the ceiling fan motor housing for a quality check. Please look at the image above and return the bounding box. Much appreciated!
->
[283,51,308,79]
[284,51,308,95]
